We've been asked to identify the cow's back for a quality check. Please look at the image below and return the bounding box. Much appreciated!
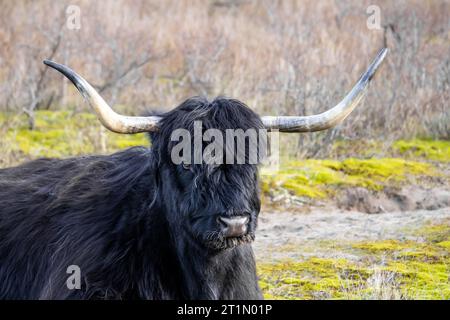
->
[0,148,156,299]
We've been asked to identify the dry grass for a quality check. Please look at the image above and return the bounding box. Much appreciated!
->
[0,0,448,157]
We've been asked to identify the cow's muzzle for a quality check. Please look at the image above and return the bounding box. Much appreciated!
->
[217,215,250,238]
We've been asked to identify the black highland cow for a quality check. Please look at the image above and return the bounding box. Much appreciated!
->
[0,48,387,299]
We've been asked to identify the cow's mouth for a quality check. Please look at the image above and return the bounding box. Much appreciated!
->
[204,232,255,250]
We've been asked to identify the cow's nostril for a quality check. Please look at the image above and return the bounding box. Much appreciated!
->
[218,216,249,238]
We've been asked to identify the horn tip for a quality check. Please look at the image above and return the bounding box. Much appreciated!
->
[43,59,59,68]
[364,47,388,83]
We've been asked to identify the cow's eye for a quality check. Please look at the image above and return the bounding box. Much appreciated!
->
[182,163,191,170]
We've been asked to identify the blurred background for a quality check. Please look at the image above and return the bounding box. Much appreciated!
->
[0,0,449,164]
[0,0,449,299]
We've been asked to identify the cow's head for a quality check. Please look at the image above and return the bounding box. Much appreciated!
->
[150,96,265,250]
[43,48,387,250]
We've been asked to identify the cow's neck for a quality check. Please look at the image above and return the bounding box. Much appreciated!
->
[174,233,259,299]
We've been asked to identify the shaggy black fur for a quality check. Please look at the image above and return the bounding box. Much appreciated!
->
[0,97,264,299]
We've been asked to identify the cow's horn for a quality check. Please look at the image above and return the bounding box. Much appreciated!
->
[43,60,161,133]
[261,48,388,132]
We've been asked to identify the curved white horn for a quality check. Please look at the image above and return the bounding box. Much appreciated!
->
[44,60,161,133]
[261,48,388,132]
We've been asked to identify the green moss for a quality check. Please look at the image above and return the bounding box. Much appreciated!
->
[281,181,327,198]
[382,261,450,299]
[436,241,450,249]
[338,158,432,179]
[258,255,449,300]
[330,139,450,162]
[2,110,149,161]
[112,134,148,149]
[261,158,436,200]
[257,258,367,299]
[393,139,450,162]
[352,240,416,253]
[353,240,444,263]
[258,224,450,299]
[415,222,450,243]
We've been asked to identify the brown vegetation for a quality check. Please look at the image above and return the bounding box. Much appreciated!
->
[0,0,448,157]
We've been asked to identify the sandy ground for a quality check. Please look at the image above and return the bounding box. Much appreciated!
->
[253,206,450,262]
